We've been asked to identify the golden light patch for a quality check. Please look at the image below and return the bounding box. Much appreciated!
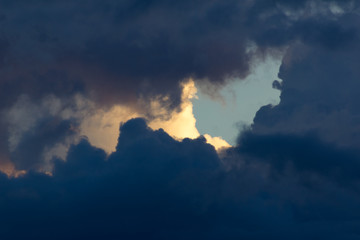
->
[80,105,140,153]
[0,158,26,178]
[149,79,230,150]
[149,79,200,139]
[203,134,231,150]
[1,80,230,177]
[80,79,231,154]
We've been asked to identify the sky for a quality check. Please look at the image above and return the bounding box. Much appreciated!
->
[194,55,282,144]
[1,0,360,239]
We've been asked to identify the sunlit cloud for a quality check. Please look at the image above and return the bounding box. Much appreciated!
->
[81,79,230,154]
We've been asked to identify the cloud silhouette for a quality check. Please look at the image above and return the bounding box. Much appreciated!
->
[1,118,360,239]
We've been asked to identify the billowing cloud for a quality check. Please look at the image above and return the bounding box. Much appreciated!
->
[4,94,86,171]
[0,0,358,171]
[0,0,356,109]
[1,2,360,238]
[81,79,230,153]
[1,118,360,239]
[3,79,228,173]
[252,14,360,148]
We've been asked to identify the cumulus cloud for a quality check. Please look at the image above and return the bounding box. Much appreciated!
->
[4,94,88,171]
[1,2,360,238]
[0,0,355,109]
[81,79,230,153]
[0,0,358,170]
[2,79,229,173]
[252,16,360,148]
[1,118,360,239]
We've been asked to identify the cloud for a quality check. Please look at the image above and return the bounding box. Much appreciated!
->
[81,79,230,153]
[1,118,360,239]
[235,131,360,185]
[0,0,358,171]
[1,119,223,239]
[0,0,355,110]
[4,95,84,171]
[0,79,229,174]
[252,14,360,148]
[0,2,359,239]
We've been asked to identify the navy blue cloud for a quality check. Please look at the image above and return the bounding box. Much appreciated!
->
[253,14,360,149]
[0,0,356,109]
[1,2,360,238]
[0,0,359,170]
[236,131,360,185]
[10,118,76,171]
[1,118,360,239]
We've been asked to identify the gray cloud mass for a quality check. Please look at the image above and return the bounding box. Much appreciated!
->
[1,1,360,239]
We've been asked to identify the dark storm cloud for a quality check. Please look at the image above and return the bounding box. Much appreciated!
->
[0,0,356,109]
[1,2,360,238]
[2,118,360,239]
[1,0,358,171]
[236,131,360,185]
[0,0,252,109]
[252,13,360,148]
[10,117,77,171]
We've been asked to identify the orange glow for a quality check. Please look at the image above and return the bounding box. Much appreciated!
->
[0,158,26,178]
[1,79,230,177]
[81,79,231,153]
